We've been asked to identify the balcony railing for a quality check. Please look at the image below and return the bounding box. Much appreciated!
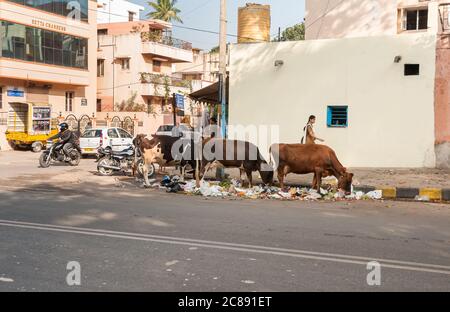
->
[141,31,192,51]
[139,73,192,89]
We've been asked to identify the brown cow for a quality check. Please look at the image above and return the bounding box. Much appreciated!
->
[270,144,353,193]
[201,138,274,187]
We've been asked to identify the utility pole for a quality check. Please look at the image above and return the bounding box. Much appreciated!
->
[216,0,227,180]
[219,0,227,138]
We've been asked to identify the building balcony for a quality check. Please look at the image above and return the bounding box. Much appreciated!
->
[141,34,193,63]
[0,57,90,86]
[139,74,192,97]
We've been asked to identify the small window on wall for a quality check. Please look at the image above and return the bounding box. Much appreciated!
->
[327,106,348,128]
[153,60,162,73]
[65,92,74,112]
[98,29,108,35]
[121,58,130,70]
[97,99,102,112]
[97,59,105,77]
[404,64,420,76]
[402,9,428,31]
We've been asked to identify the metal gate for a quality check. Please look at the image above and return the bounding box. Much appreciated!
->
[78,115,92,135]
[111,116,122,128]
[122,116,134,135]
[65,114,92,137]
[65,114,78,132]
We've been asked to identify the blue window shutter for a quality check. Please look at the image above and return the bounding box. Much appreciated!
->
[327,106,348,128]
[327,106,332,127]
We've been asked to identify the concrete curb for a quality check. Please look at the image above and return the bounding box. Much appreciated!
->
[285,183,450,202]
[355,186,450,202]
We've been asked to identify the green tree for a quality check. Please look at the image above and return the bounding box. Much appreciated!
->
[279,22,305,41]
[147,0,183,24]
[117,92,146,112]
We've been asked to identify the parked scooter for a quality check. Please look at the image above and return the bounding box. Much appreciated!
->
[39,140,81,168]
[97,146,155,178]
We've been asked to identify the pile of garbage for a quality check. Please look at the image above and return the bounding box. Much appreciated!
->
[152,176,383,201]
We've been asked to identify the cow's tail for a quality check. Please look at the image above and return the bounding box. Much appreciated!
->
[268,144,279,170]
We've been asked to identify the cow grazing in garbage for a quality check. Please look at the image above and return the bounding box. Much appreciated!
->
[200,138,274,187]
[133,134,201,187]
[270,144,353,193]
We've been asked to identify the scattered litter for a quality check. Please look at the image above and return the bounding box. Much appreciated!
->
[241,280,255,284]
[415,195,430,202]
[165,260,179,266]
[366,190,383,200]
[150,175,385,202]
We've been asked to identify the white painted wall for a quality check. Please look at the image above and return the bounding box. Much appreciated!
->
[229,33,437,168]
[98,0,144,24]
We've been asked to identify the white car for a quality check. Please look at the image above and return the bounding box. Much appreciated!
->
[79,127,134,155]
[155,124,196,140]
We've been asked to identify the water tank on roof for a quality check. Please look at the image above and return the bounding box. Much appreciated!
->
[238,3,271,43]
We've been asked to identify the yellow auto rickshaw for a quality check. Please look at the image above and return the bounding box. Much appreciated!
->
[5,102,58,152]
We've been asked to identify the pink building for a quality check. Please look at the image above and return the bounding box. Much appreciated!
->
[0,0,98,120]
[96,20,194,114]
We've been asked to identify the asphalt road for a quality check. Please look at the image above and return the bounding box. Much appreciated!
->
[0,151,449,291]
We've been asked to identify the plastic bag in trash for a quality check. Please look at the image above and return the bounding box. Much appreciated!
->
[182,180,198,193]
[415,195,430,202]
[304,189,322,200]
[231,179,242,188]
[199,181,225,197]
[279,191,292,199]
[161,175,172,187]
[366,190,383,200]
[167,183,183,193]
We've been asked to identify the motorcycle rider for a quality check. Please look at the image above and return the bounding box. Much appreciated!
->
[48,123,80,158]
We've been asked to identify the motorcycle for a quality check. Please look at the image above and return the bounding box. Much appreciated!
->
[97,146,155,178]
[39,140,81,168]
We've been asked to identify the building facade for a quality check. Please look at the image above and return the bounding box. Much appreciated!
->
[229,33,439,168]
[0,0,97,121]
[174,48,220,87]
[305,0,450,40]
[96,20,194,115]
[303,0,450,168]
[97,0,144,24]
